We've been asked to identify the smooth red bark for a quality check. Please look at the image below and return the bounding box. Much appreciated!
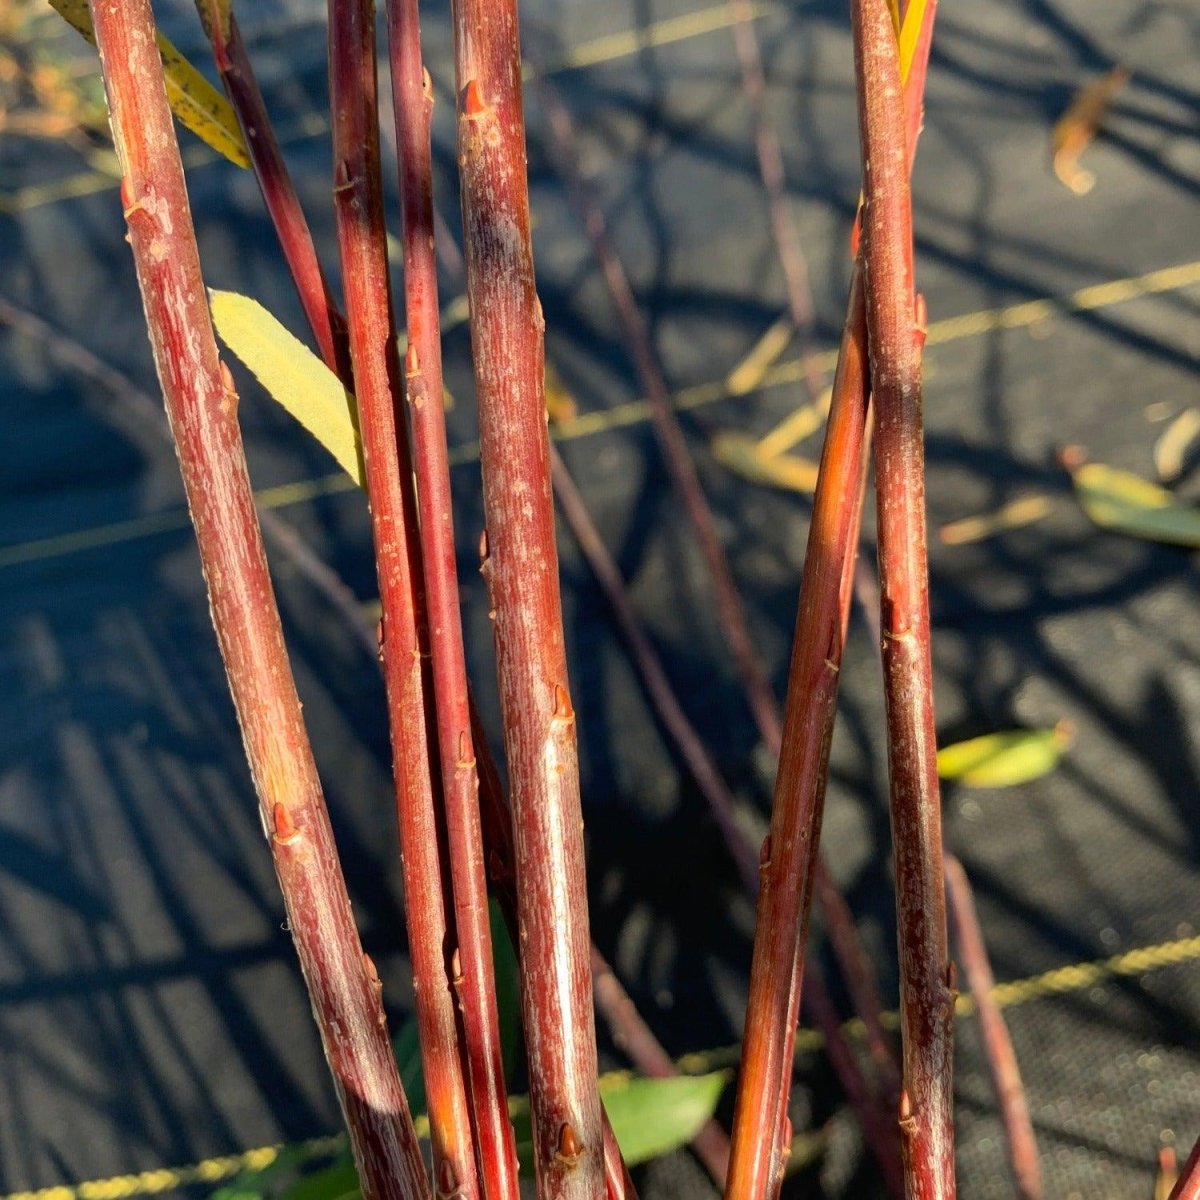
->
[450,4,604,1195]
[328,2,477,1194]
[87,3,428,1195]
[852,1,955,1195]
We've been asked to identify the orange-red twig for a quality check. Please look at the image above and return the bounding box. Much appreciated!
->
[328,1,476,1193]
[852,0,955,1195]
[944,858,1041,1200]
[386,2,520,1195]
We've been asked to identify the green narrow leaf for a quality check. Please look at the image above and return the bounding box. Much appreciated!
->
[937,726,1072,788]
[284,1161,360,1200]
[209,290,365,488]
[194,0,235,45]
[1073,462,1200,548]
[601,1071,729,1167]
[711,432,819,493]
[49,0,251,169]
[510,1072,728,1176]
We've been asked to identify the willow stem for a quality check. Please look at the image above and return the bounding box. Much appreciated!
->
[328,1,477,1194]
[450,3,604,1194]
[386,1,520,1195]
[852,0,955,1194]
[944,858,1040,1200]
[86,2,427,1195]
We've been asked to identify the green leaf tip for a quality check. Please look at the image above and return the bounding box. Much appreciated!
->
[509,1069,728,1174]
[1072,461,1200,549]
[600,1070,729,1166]
[209,290,365,490]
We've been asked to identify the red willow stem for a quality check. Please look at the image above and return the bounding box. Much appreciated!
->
[1170,1137,1200,1200]
[534,78,781,756]
[535,71,901,1182]
[725,0,937,1184]
[724,266,882,1200]
[944,858,1041,1200]
[327,3,478,1196]
[551,444,898,1192]
[601,1119,639,1200]
[471,699,636,1199]
[591,942,732,1189]
[449,4,605,1196]
[407,105,839,1189]
[386,3,520,1196]
[851,1,955,1196]
[196,4,347,377]
[84,3,427,1197]
[724,0,825,405]
[535,71,895,1052]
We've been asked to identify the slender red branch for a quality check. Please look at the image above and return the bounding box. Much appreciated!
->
[450,5,604,1196]
[197,4,347,377]
[903,2,937,165]
[550,443,891,1192]
[84,3,427,1196]
[534,71,903,1190]
[724,266,882,1200]
[724,0,825,405]
[601,1115,639,1200]
[944,858,1040,1200]
[1170,1137,1200,1200]
[0,291,379,665]
[386,3,520,1196]
[534,77,781,755]
[852,2,955,1196]
[812,857,900,1101]
[548,446,758,888]
[328,3,477,1195]
[590,945,731,1188]
[803,966,906,1200]
[471,710,637,1198]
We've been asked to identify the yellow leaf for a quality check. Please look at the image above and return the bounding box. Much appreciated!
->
[1153,407,1200,482]
[711,433,819,493]
[726,315,793,397]
[938,494,1054,545]
[937,726,1072,788]
[209,290,365,489]
[753,390,831,459]
[898,0,928,83]
[1073,462,1200,548]
[1051,67,1129,196]
[49,0,251,169]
